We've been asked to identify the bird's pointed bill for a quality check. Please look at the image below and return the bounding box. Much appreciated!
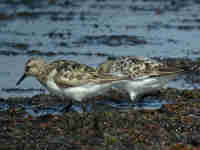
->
[16,74,27,85]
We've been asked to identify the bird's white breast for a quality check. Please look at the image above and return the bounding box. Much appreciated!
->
[62,82,115,102]
[46,79,62,95]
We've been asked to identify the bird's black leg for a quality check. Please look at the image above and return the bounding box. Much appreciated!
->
[80,100,90,128]
[92,99,97,113]
[59,96,73,112]
[81,102,87,113]
[65,99,73,111]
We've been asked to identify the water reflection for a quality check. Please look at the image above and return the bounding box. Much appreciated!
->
[0,102,9,111]
[97,97,167,111]
[0,96,167,117]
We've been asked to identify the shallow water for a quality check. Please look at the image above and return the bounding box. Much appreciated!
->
[0,96,167,116]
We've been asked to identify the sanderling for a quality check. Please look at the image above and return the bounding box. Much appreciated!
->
[16,57,128,111]
[97,56,185,102]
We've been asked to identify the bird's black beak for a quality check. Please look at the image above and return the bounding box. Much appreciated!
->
[16,74,27,86]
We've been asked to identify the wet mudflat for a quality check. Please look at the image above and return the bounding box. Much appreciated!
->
[1,0,200,149]
[1,87,200,150]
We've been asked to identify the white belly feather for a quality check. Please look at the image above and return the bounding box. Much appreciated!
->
[46,79,115,102]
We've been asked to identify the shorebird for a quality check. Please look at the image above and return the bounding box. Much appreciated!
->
[16,57,128,112]
[97,56,185,102]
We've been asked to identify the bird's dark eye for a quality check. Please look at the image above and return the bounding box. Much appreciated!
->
[25,66,30,72]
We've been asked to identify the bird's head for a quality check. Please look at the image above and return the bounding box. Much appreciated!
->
[16,57,46,85]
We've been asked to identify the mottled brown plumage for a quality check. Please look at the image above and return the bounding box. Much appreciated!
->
[98,56,183,79]
[16,57,128,108]
[97,56,185,102]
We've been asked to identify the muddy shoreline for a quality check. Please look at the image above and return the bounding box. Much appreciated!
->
[1,87,200,150]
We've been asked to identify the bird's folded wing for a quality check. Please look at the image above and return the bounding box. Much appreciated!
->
[128,67,185,80]
[54,71,127,88]
[140,68,185,79]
